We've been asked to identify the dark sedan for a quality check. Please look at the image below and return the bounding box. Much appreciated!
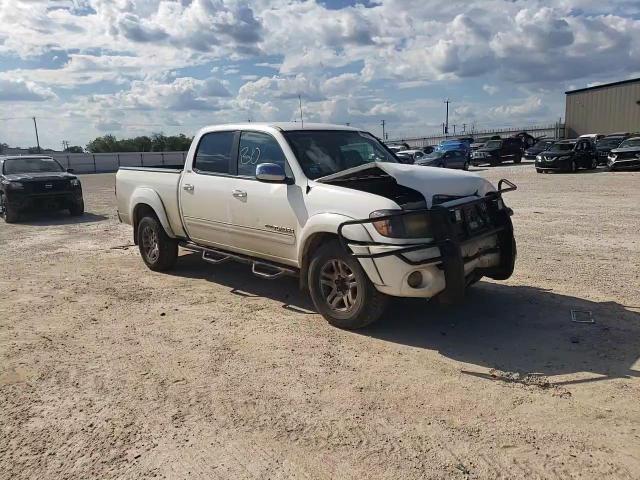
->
[522,139,555,160]
[596,136,627,164]
[535,139,598,173]
[607,137,640,171]
[0,156,84,223]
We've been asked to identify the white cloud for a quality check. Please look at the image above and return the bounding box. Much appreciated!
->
[0,78,56,101]
[483,84,499,95]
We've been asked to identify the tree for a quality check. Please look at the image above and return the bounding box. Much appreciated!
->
[86,133,193,153]
[64,146,84,153]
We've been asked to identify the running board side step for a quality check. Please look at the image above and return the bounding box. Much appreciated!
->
[180,242,298,280]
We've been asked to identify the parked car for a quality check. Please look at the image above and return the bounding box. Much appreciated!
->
[436,139,472,159]
[512,132,537,150]
[385,143,410,154]
[470,135,501,151]
[0,155,84,223]
[421,145,435,154]
[522,139,555,161]
[416,149,469,170]
[595,135,628,164]
[607,137,640,171]
[116,123,517,329]
[395,149,426,164]
[471,138,523,166]
[535,139,598,173]
[579,133,605,144]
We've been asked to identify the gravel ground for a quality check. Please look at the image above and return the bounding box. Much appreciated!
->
[1,162,639,479]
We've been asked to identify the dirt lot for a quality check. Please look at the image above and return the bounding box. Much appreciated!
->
[1,163,639,479]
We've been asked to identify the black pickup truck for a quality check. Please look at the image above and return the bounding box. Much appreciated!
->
[0,155,84,223]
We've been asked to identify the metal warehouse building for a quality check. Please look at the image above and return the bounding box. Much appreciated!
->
[565,78,640,138]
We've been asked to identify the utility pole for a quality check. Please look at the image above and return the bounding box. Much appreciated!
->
[381,120,386,140]
[462,123,466,134]
[444,99,450,136]
[298,95,304,128]
[33,117,41,153]
[452,124,457,135]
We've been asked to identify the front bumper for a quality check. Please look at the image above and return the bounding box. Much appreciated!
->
[337,180,517,303]
[4,190,83,211]
[607,157,640,170]
[535,157,571,170]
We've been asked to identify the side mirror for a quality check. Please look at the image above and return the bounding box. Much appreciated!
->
[67,168,75,173]
[256,163,288,183]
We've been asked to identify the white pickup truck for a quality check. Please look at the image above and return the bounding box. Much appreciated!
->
[116,123,517,329]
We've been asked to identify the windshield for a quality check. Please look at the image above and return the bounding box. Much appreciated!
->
[474,137,493,143]
[437,142,464,152]
[485,140,502,149]
[550,142,575,151]
[534,140,553,150]
[619,138,640,148]
[3,157,64,175]
[284,130,397,179]
[597,138,624,148]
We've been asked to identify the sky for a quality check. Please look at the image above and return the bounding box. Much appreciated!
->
[1,0,639,149]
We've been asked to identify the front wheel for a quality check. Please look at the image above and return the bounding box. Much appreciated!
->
[137,215,178,271]
[514,155,522,164]
[69,199,85,216]
[463,160,469,170]
[536,168,543,173]
[308,241,388,329]
[0,194,19,223]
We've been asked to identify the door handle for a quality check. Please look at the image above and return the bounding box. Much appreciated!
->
[183,184,194,192]
[232,190,247,199]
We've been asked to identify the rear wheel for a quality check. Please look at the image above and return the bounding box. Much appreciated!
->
[514,155,522,164]
[137,215,178,271]
[0,194,19,223]
[308,240,388,329]
[463,160,469,170]
[568,160,577,173]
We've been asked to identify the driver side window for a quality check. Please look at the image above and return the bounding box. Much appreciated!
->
[237,131,289,178]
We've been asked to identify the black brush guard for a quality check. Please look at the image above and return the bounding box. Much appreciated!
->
[337,179,518,304]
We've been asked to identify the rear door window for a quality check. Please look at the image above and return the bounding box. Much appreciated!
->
[194,131,235,174]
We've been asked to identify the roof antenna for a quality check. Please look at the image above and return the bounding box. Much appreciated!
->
[298,94,304,128]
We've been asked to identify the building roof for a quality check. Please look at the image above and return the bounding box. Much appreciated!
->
[565,77,640,95]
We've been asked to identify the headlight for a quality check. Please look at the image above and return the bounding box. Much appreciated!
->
[5,181,24,190]
[536,155,542,161]
[608,154,617,160]
[70,178,80,187]
[369,210,432,239]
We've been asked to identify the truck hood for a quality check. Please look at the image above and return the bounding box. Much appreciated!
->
[315,162,494,207]
[610,146,640,154]
[3,172,77,182]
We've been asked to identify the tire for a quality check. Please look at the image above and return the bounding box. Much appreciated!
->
[590,158,598,170]
[137,215,178,271]
[514,156,522,164]
[0,194,19,223]
[308,240,388,329]
[489,157,499,167]
[536,168,543,173]
[463,160,469,171]
[69,199,85,216]
[568,160,577,173]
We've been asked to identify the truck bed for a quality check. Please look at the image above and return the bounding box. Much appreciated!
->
[115,166,187,238]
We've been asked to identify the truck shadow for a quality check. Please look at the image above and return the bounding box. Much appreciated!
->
[171,252,639,384]
[13,211,108,226]
[363,283,640,384]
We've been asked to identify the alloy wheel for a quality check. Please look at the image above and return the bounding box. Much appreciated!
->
[319,259,359,313]
[141,225,160,263]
